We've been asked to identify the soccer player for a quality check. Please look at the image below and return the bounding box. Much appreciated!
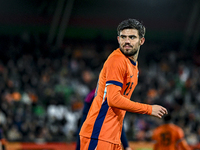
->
[76,89,132,150]
[79,18,168,150]
[152,114,191,150]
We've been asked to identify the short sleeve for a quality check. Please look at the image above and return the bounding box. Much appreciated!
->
[105,55,126,85]
[177,127,184,139]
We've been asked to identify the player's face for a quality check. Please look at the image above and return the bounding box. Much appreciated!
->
[117,29,145,56]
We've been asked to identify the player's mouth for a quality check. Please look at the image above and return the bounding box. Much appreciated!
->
[123,45,132,49]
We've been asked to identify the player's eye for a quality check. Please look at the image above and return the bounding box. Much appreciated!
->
[129,36,136,40]
[120,35,126,39]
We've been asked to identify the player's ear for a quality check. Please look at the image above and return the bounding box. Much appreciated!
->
[140,37,145,45]
[117,36,120,42]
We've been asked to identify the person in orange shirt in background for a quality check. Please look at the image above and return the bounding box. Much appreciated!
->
[79,18,168,150]
[152,114,191,150]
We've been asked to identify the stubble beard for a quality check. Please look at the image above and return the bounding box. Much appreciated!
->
[120,47,138,57]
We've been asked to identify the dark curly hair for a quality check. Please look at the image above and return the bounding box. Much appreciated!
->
[117,19,146,38]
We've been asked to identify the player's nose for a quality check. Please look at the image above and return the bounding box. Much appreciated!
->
[125,37,130,43]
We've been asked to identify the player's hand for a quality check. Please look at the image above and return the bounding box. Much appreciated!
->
[151,105,168,118]
[125,147,132,150]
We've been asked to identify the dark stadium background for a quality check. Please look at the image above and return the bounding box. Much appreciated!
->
[0,0,200,149]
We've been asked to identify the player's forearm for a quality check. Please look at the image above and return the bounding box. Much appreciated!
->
[107,85,152,115]
[179,140,191,150]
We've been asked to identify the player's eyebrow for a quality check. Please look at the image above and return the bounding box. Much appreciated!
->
[120,35,137,38]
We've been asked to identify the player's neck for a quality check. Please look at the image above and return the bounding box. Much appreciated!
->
[129,55,137,62]
[129,50,139,62]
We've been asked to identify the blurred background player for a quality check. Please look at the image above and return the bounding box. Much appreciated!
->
[152,114,191,150]
[0,129,6,150]
[76,89,132,150]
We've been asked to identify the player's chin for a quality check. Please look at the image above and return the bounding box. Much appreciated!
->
[125,49,137,56]
[123,48,132,53]
[124,52,134,57]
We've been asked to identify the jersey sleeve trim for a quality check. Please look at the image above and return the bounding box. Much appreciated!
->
[106,80,123,88]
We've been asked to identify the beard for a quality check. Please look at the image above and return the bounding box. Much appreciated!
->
[120,44,139,56]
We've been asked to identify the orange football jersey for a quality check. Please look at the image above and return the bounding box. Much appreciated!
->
[80,48,152,145]
[152,124,185,150]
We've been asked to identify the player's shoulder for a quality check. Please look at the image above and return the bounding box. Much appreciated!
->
[152,125,163,137]
[170,124,182,130]
[165,124,184,135]
[172,124,184,133]
[106,48,126,63]
[154,124,170,133]
[154,124,164,131]
[170,124,185,138]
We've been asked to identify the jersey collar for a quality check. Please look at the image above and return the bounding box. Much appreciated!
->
[129,59,137,66]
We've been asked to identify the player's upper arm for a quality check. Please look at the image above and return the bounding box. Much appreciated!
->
[178,139,191,150]
[105,55,126,84]
[177,127,184,139]
[176,127,191,150]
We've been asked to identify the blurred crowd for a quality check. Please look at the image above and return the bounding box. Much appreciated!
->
[0,32,200,146]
